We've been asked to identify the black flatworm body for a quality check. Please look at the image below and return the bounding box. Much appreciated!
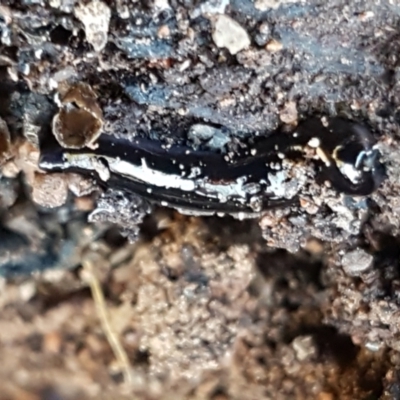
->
[39,118,385,217]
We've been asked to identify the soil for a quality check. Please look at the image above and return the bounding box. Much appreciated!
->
[1,0,400,399]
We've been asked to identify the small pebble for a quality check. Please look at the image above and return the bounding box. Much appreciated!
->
[189,124,216,141]
[44,331,62,354]
[254,23,271,46]
[32,172,69,208]
[19,281,36,302]
[212,15,251,55]
[279,101,298,125]
[1,160,20,178]
[266,39,283,52]
[74,0,111,52]
[365,341,383,352]
[358,11,374,21]
[153,0,170,9]
[254,0,299,11]
[67,173,97,197]
[191,0,229,18]
[188,124,230,149]
[292,335,317,361]
[0,117,11,165]
[157,25,170,39]
[317,393,334,400]
[341,248,373,276]
[259,22,271,36]
[75,196,95,211]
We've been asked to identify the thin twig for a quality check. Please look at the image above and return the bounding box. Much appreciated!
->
[82,259,133,386]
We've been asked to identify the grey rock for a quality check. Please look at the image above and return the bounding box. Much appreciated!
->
[341,248,374,276]
[211,14,251,55]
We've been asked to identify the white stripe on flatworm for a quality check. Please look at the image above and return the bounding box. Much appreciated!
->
[58,153,294,204]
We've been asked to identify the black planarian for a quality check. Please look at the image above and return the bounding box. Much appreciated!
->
[39,117,386,217]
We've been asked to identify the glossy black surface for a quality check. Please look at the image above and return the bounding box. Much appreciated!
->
[39,118,386,215]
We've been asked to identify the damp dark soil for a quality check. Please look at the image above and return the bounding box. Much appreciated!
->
[1,1,400,399]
